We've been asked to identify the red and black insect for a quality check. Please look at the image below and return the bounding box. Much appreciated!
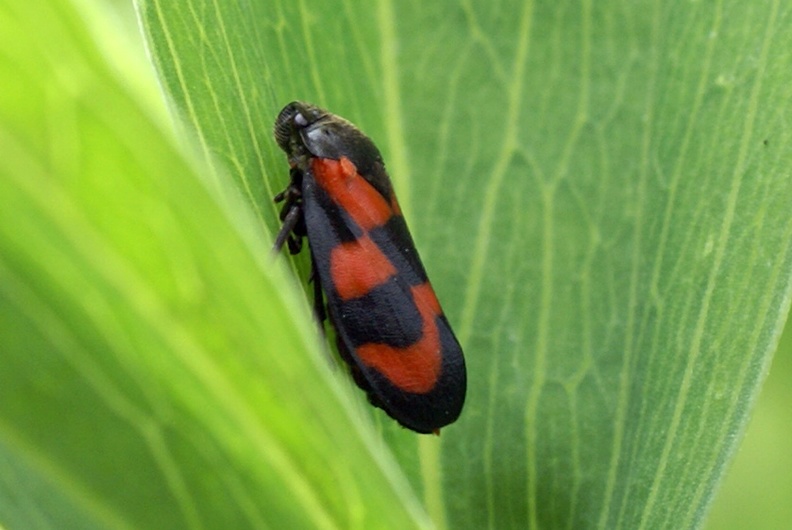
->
[272,101,466,434]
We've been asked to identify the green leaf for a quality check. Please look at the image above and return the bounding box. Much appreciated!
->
[3,0,792,529]
[705,316,792,530]
[0,0,428,528]
[136,0,792,527]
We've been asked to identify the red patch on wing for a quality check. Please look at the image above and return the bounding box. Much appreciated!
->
[356,283,443,394]
[389,195,402,216]
[330,235,397,300]
[312,157,393,230]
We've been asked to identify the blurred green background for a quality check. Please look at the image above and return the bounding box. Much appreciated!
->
[705,314,792,530]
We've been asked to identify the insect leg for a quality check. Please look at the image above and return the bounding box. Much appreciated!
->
[272,204,301,254]
[272,169,305,255]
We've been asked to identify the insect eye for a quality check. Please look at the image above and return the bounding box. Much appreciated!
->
[294,112,308,127]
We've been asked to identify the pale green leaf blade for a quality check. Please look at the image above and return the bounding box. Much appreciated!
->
[0,0,429,528]
[137,1,792,529]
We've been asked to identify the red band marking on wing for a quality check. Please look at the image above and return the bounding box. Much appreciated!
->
[330,235,397,300]
[312,157,393,230]
[356,283,443,394]
[389,195,402,216]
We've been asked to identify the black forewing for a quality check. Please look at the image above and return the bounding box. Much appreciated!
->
[301,167,466,433]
